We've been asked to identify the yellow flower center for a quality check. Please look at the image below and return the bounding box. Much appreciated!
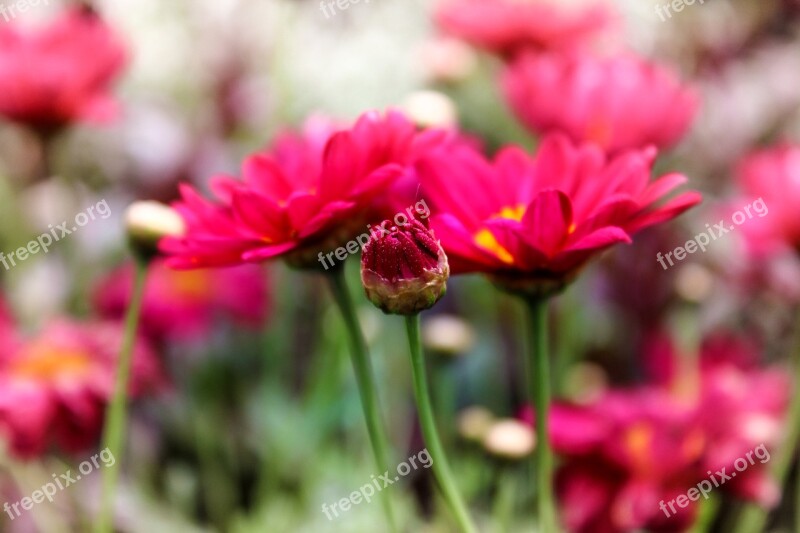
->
[473,205,526,265]
[164,269,213,299]
[624,422,654,471]
[10,344,93,382]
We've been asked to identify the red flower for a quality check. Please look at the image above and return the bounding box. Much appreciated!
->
[0,6,128,132]
[161,110,450,269]
[417,134,701,294]
[435,0,616,59]
[0,320,163,458]
[93,259,270,343]
[503,52,699,153]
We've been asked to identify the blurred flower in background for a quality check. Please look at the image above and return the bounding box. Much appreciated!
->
[521,331,789,532]
[0,4,127,135]
[734,143,800,255]
[435,0,618,58]
[0,319,162,458]
[502,52,699,153]
[93,260,270,343]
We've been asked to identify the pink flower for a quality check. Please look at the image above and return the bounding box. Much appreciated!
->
[503,52,699,153]
[0,320,163,458]
[161,110,451,270]
[524,394,702,532]
[649,332,789,509]
[734,144,796,255]
[679,335,788,508]
[93,259,270,343]
[417,133,701,294]
[532,332,790,531]
[0,5,128,132]
[435,0,616,59]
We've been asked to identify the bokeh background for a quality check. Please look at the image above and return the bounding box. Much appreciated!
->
[1,0,800,531]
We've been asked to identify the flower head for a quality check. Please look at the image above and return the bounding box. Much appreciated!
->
[417,134,701,296]
[0,320,163,458]
[361,219,449,315]
[93,259,270,343]
[161,110,450,270]
[0,5,128,133]
[435,0,616,59]
[503,52,699,154]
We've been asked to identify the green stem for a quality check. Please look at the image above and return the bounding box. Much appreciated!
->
[325,267,397,532]
[524,296,559,532]
[405,314,478,533]
[95,259,148,533]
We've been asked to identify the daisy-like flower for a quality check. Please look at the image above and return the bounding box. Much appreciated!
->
[0,320,163,458]
[93,259,270,342]
[161,110,451,270]
[434,0,616,59]
[417,133,701,296]
[0,5,128,133]
[503,52,699,154]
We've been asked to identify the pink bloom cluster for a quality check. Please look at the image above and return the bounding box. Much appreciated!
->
[526,334,789,532]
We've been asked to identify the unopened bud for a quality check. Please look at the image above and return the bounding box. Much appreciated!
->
[361,219,449,315]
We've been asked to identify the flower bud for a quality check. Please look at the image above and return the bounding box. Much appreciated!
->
[125,200,186,260]
[360,219,449,315]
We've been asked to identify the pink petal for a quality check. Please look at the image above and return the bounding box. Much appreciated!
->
[521,189,573,256]
[628,191,702,233]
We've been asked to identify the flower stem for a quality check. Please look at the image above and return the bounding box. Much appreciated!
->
[95,258,148,533]
[325,267,398,532]
[405,314,478,533]
[524,296,559,532]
